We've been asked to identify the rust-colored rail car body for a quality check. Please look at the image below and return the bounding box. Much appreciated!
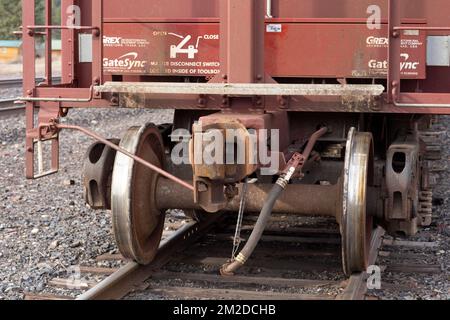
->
[20,1,450,276]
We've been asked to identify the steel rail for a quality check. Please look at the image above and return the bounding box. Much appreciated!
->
[0,99,25,117]
[336,227,386,300]
[77,214,224,300]
[0,99,18,108]
[0,77,62,89]
[79,221,383,301]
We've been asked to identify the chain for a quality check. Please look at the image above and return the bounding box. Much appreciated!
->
[232,179,248,260]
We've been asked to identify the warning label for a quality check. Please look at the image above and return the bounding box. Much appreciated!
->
[103,24,220,76]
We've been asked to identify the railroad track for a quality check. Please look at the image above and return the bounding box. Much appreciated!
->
[23,214,392,301]
[0,77,61,90]
[0,99,25,118]
[0,77,61,118]
[24,211,444,301]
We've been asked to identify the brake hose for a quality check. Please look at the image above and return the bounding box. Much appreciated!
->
[220,127,328,276]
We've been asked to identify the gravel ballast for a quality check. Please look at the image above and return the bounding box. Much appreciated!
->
[0,107,172,299]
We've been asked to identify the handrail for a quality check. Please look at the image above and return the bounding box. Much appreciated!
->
[392,92,450,108]
[393,101,450,108]
[266,0,273,18]
[17,86,95,103]
[26,25,100,36]
[393,26,450,31]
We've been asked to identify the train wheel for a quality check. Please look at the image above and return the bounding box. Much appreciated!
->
[111,124,166,265]
[83,139,120,210]
[341,128,375,276]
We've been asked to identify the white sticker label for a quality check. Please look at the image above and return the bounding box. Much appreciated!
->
[266,24,282,33]
[404,29,420,36]
[79,34,93,63]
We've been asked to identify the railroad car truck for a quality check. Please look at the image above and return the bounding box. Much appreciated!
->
[20,0,450,275]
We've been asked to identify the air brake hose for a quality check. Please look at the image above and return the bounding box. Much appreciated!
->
[220,127,328,276]
[220,177,288,276]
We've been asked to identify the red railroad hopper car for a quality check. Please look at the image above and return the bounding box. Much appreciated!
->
[20,0,450,275]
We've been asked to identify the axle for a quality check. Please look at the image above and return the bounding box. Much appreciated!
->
[156,179,341,218]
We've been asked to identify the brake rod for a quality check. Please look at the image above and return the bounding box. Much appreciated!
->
[46,122,195,192]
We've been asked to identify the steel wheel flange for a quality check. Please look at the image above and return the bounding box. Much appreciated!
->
[341,128,374,276]
[111,124,166,265]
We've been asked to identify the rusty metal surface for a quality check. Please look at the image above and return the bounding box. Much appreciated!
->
[102,22,428,80]
[217,0,266,84]
[385,135,420,221]
[190,111,290,212]
[191,121,257,182]
[301,127,329,162]
[22,0,36,179]
[101,0,450,25]
[156,179,340,217]
[384,134,423,235]
[83,139,119,210]
[97,82,385,97]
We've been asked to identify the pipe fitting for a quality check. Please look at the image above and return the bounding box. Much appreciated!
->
[276,176,289,189]
[235,253,247,264]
